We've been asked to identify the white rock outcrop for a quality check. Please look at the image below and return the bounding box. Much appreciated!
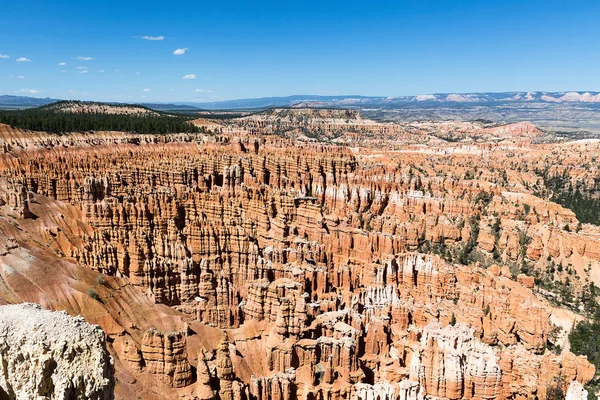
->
[566,381,589,400]
[0,303,114,400]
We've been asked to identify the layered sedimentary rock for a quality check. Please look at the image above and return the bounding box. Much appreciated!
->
[196,350,216,400]
[140,329,193,388]
[231,109,543,145]
[0,303,114,400]
[0,122,598,399]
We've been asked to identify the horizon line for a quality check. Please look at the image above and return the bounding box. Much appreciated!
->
[2,89,600,104]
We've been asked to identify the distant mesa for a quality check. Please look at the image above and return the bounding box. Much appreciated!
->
[0,95,58,109]
[4,91,600,112]
[166,91,600,110]
[41,100,160,116]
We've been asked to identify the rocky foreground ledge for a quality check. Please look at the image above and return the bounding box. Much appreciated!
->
[0,303,114,400]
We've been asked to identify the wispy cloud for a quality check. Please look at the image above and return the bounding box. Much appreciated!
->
[182,73,196,80]
[142,88,151,92]
[16,57,31,62]
[75,66,87,70]
[195,89,204,92]
[77,70,89,74]
[173,48,188,55]
[0,54,9,59]
[16,89,38,94]
[58,62,66,66]
[139,35,164,41]
[10,75,25,79]
[98,69,105,73]
[75,56,95,61]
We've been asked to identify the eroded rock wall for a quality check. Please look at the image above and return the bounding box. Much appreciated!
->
[0,126,597,399]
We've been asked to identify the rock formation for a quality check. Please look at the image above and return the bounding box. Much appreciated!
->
[0,303,114,400]
[0,120,597,399]
[140,329,193,388]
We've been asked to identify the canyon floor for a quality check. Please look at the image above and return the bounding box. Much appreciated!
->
[0,108,599,399]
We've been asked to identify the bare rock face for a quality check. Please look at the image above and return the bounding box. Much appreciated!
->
[195,351,216,400]
[140,329,193,388]
[250,370,296,400]
[566,381,589,400]
[216,335,236,400]
[0,303,114,400]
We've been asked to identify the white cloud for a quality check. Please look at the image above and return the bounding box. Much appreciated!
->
[16,57,31,62]
[140,35,164,41]
[77,70,89,74]
[142,88,151,92]
[98,69,105,73]
[195,89,204,92]
[75,66,87,70]
[58,62,66,66]
[16,89,39,94]
[0,54,9,59]
[10,75,25,79]
[173,48,188,55]
[182,73,196,80]
[75,56,95,61]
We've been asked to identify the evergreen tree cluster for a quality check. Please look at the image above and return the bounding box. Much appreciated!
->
[570,316,600,370]
[568,284,600,399]
[538,171,600,226]
[0,102,205,134]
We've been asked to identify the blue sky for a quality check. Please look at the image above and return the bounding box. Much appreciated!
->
[1,0,599,102]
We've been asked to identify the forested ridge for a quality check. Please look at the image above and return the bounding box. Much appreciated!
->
[0,101,205,134]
